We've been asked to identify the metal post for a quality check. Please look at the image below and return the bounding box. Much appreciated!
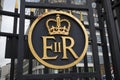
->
[113,0,120,51]
[28,9,34,74]
[87,0,101,79]
[96,1,112,80]
[16,0,25,80]
[102,0,120,79]
[10,1,18,79]
[84,55,89,80]
[10,59,15,80]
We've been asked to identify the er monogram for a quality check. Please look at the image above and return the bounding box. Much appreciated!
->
[28,11,88,69]
[42,14,78,60]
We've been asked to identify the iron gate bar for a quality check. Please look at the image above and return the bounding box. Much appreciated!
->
[0,9,101,31]
[0,10,36,19]
[10,6,18,80]
[102,0,120,79]
[0,10,19,17]
[25,2,88,11]
[0,27,100,37]
[96,1,112,80]
[23,72,97,80]
[87,0,101,79]
[13,10,18,34]
[112,1,120,9]
[84,54,89,80]
[0,32,18,37]
[28,10,34,74]
[113,0,120,51]
[115,13,120,50]
[16,0,25,80]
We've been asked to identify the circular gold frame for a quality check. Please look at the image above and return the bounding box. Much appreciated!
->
[28,11,88,69]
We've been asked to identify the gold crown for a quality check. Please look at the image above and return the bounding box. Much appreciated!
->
[46,14,71,35]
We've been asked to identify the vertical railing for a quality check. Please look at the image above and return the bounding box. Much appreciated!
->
[28,8,35,75]
[87,0,101,79]
[96,0,112,80]
[16,0,25,80]
[10,1,18,80]
[102,0,120,80]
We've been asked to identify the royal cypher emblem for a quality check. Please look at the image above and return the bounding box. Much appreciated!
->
[28,11,88,69]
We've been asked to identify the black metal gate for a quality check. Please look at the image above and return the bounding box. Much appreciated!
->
[0,0,120,80]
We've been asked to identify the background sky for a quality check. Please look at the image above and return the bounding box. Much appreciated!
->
[0,0,16,67]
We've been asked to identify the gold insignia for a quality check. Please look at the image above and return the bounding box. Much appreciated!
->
[46,14,71,35]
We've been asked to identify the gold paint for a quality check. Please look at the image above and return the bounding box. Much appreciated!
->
[58,42,61,52]
[42,36,58,59]
[45,9,48,13]
[54,42,58,52]
[80,11,83,21]
[62,36,78,59]
[42,36,77,59]
[69,10,72,14]
[30,8,34,12]
[15,0,18,9]
[46,14,71,35]
[28,11,88,69]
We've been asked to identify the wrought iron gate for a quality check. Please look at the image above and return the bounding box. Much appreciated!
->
[0,0,120,80]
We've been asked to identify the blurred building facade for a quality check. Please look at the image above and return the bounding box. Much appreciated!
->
[0,63,10,80]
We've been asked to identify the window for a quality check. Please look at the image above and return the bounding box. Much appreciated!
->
[71,0,86,5]
[87,55,93,63]
[87,45,92,52]
[48,0,67,3]
[88,67,94,72]
[26,0,40,2]
[83,15,88,21]
[96,35,101,42]
[72,11,80,19]
[96,31,101,42]
[98,46,102,52]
